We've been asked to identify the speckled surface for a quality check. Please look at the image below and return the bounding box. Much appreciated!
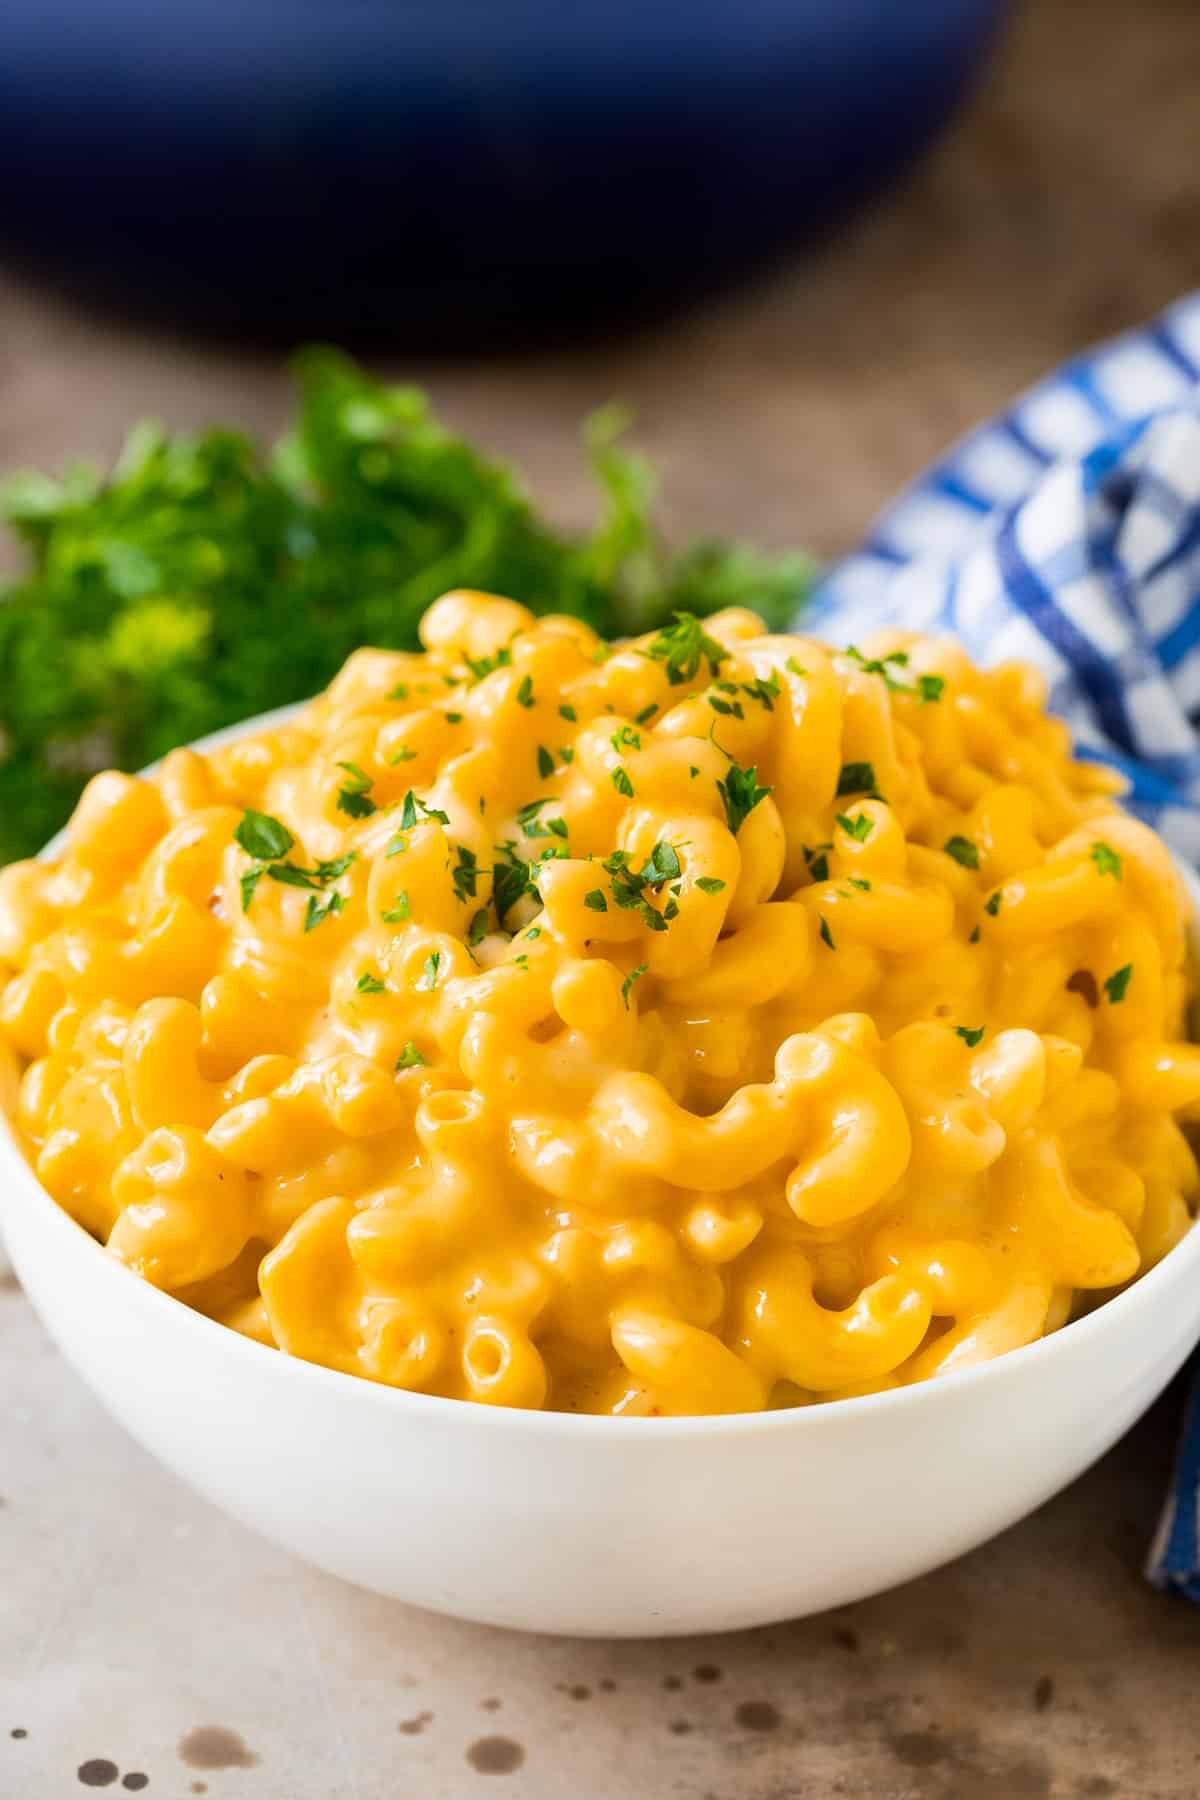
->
[4,1,1200,1794]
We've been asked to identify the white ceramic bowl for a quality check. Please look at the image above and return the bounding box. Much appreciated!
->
[3,732,1200,1637]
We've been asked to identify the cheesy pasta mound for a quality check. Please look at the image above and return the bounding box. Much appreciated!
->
[2,591,1199,1415]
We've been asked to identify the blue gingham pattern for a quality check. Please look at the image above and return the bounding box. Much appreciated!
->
[808,291,1200,1601]
[811,291,1200,862]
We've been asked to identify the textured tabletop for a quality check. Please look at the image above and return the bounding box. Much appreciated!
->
[4,1,1200,1795]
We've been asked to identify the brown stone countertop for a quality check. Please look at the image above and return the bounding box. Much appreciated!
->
[3,0,1200,1794]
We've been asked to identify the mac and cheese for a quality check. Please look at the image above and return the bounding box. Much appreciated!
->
[2,592,1198,1413]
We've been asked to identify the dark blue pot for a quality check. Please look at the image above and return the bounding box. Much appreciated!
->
[0,0,1010,344]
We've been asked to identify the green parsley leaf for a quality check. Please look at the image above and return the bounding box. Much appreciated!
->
[955,1025,985,1048]
[239,866,264,912]
[415,951,441,991]
[717,762,770,834]
[641,612,727,686]
[536,745,555,779]
[584,888,608,912]
[234,809,294,862]
[621,962,648,1008]
[835,811,873,843]
[385,833,407,858]
[388,743,417,764]
[304,890,345,932]
[612,766,635,798]
[611,725,641,752]
[1104,963,1133,1004]
[467,908,489,946]
[452,845,479,902]
[803,842,831,883]
[493,846,536,922]
[638,841,682,887]
[785,656,808,677]
[559,703,577,722]
[335,760,377,818]
[515,674,535,708]
[382,892,411,923]
[1092,842,1123,880]
[463,646,513,684]
[819,915,835,950]
[395,1041,427,1070]
[635,703,658,725]
[944,835,980,870]
[741,674,780,710]
[695,876,726,894]
[355,971,385,995]
[835,762,877,798]
[387,681,409,701]
[917,674,945,705]
[984,891,1002,917]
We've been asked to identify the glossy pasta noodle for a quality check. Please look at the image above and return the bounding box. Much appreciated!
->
[2,592,1199,1414]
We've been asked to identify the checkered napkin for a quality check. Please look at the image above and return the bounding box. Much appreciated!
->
[805,290,1200,1597]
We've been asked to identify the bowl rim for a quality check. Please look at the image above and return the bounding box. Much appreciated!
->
[4,700,1200,1441]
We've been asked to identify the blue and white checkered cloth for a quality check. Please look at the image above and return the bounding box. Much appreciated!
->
[808,289,1200,1599]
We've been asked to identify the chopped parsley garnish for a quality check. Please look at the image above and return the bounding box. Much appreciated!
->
[635,703,658,725]
[641,612,727,687]
[611,725,641,752]
[395,1041,427,1070]
[621,962,648,1007]
[917,674,945,705]
[612,766,635,798]
[785,656,808,676]
[235,812,355,918]
[235,809,294,862]
[741,673,781,710]
[304,890,345,932]
[514,953,530,971]
[559,703,577,722]
[944,835,980,870]
[717,762,770,835]
[452,845,479,901]
[415,951,441,991]
[536,745,555,779]
[695,876,726,894]
[387,681,409,701]
[388,743,417,764]
[335,760,377,818]
[445,711,463,724]
[467,907,489,946]
[1091,841,1122,880]
[399,790,449,830]
[1104,963,1133,1004]
[835,762,877,798]
[955,1025,985,1048]
[516,798,568,840]
[515,674,535,708]
[803,842,831,883]
[819,916,835,950]
[639,841,681,886]
[584,888,608,912]
[382,891,411,923]
[463,646,512,684]
[835,811,873,843]
[984,891,1002,917]
[355,971,385,995]
[846,877,871,891]
[845,645,909,690]
[968,925,981,944]
[708,692,744,719]
[493,845,538,923]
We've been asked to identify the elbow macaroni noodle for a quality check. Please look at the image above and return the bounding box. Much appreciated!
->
[2,591,1199,1414]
